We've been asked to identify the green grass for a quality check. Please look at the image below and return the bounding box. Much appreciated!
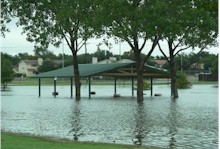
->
[190,81,218,85]
[1,133,162,149]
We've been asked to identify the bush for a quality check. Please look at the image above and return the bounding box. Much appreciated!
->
[134,80,150,90]
[143,81,150,90]
[176,72,191,89]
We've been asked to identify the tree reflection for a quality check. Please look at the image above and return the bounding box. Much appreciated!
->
[133,102,148,145]
[69,101,82,141]
[168,99,178,148]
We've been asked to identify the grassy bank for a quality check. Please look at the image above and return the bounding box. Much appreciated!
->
[1,133,162,149]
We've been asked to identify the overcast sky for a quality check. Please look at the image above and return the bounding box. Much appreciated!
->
[0,20,218,57]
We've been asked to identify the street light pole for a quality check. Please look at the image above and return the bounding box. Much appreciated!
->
[119,40,121,60]
[62,39,65,68]
[181,53,183,73]
[85,40,87,63]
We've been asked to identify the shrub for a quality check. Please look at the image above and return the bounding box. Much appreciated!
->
[134,80,150,90]
[176,72,191,89]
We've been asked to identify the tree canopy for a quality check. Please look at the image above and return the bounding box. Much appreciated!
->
[4,0,99,99]
[155,0,218,98]
[94,0,167,101]
[6,0,96,51]
[1,54,14,90]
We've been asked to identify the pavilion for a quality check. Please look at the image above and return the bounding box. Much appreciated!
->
[33,60,170,98]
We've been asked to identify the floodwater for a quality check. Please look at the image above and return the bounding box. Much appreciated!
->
[1,84,218,148]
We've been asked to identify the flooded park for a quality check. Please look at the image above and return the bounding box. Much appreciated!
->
[1,0,218,148]
[1,83,218,148]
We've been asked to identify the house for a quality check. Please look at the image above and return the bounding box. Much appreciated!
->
[14,58,43,77]
[154,59,168,69]
[14,58,64,77]
[92,57,117,64]
[190,63,204,70]
[92,57,98,64]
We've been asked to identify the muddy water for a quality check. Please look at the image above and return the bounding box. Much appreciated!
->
[1,84,218,148]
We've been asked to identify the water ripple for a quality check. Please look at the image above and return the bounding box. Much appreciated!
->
[1,85,218,148]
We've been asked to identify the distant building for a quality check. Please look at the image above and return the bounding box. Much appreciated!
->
[190,63,204,70]
[198,73,212,81]
[154,60,168,68]
[92,57,131,80]
[92,57,98,64]
[13,58,43,77]
[97,57,117,64]
[14,58,63,77]
[116,59,133,63]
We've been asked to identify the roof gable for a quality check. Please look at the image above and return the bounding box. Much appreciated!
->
[33,62,134,78]
[155,60,167,65]
[32,62,170,78]
[23,60,38,65]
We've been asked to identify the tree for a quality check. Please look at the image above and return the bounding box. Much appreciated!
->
[0,52,19,66]
[1,0,11,37]
[211,55,218,81]
[198,52,218,81]
[95,0,163,102]
[1,54,14,90]
[200,53,216,70]
[5,0,96,100]
[121,51,134,60]
[38,60,61,73]
[157,0,218,98]
[92,48,113,61]
[34,49,57,60]
[16,52,36,61]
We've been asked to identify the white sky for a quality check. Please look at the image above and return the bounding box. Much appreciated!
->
[0,20,219,57]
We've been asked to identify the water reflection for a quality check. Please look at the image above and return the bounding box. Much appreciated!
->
[133,102,147,145]
[168,99,178,148]
[1,85,218,148]
[69,101,82,141]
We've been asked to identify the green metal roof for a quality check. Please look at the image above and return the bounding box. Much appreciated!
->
[32,61,170,78]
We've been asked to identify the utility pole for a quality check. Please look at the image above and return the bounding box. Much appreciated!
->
[119,40,121,60]
[62,39,65,68]
[181,53,183,73]
[85,40,87,63]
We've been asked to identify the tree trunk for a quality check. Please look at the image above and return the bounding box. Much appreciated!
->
[170,58,178,98]
[2,83,6,91]
[135,50,144,103]
[72,52,81,100]
[137,66,144,102]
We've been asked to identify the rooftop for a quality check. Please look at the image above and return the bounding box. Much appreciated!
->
[33,61,170,78]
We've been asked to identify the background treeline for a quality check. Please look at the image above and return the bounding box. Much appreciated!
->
[1,50,218,80]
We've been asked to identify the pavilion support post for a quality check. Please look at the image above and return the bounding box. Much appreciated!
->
[38,78,41,97]
[70,77,73,98]
[150,78,153,96]
[88,77,91,98]
[114,77,117,95]
[54,77,57,97]
[131,77,134,96]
